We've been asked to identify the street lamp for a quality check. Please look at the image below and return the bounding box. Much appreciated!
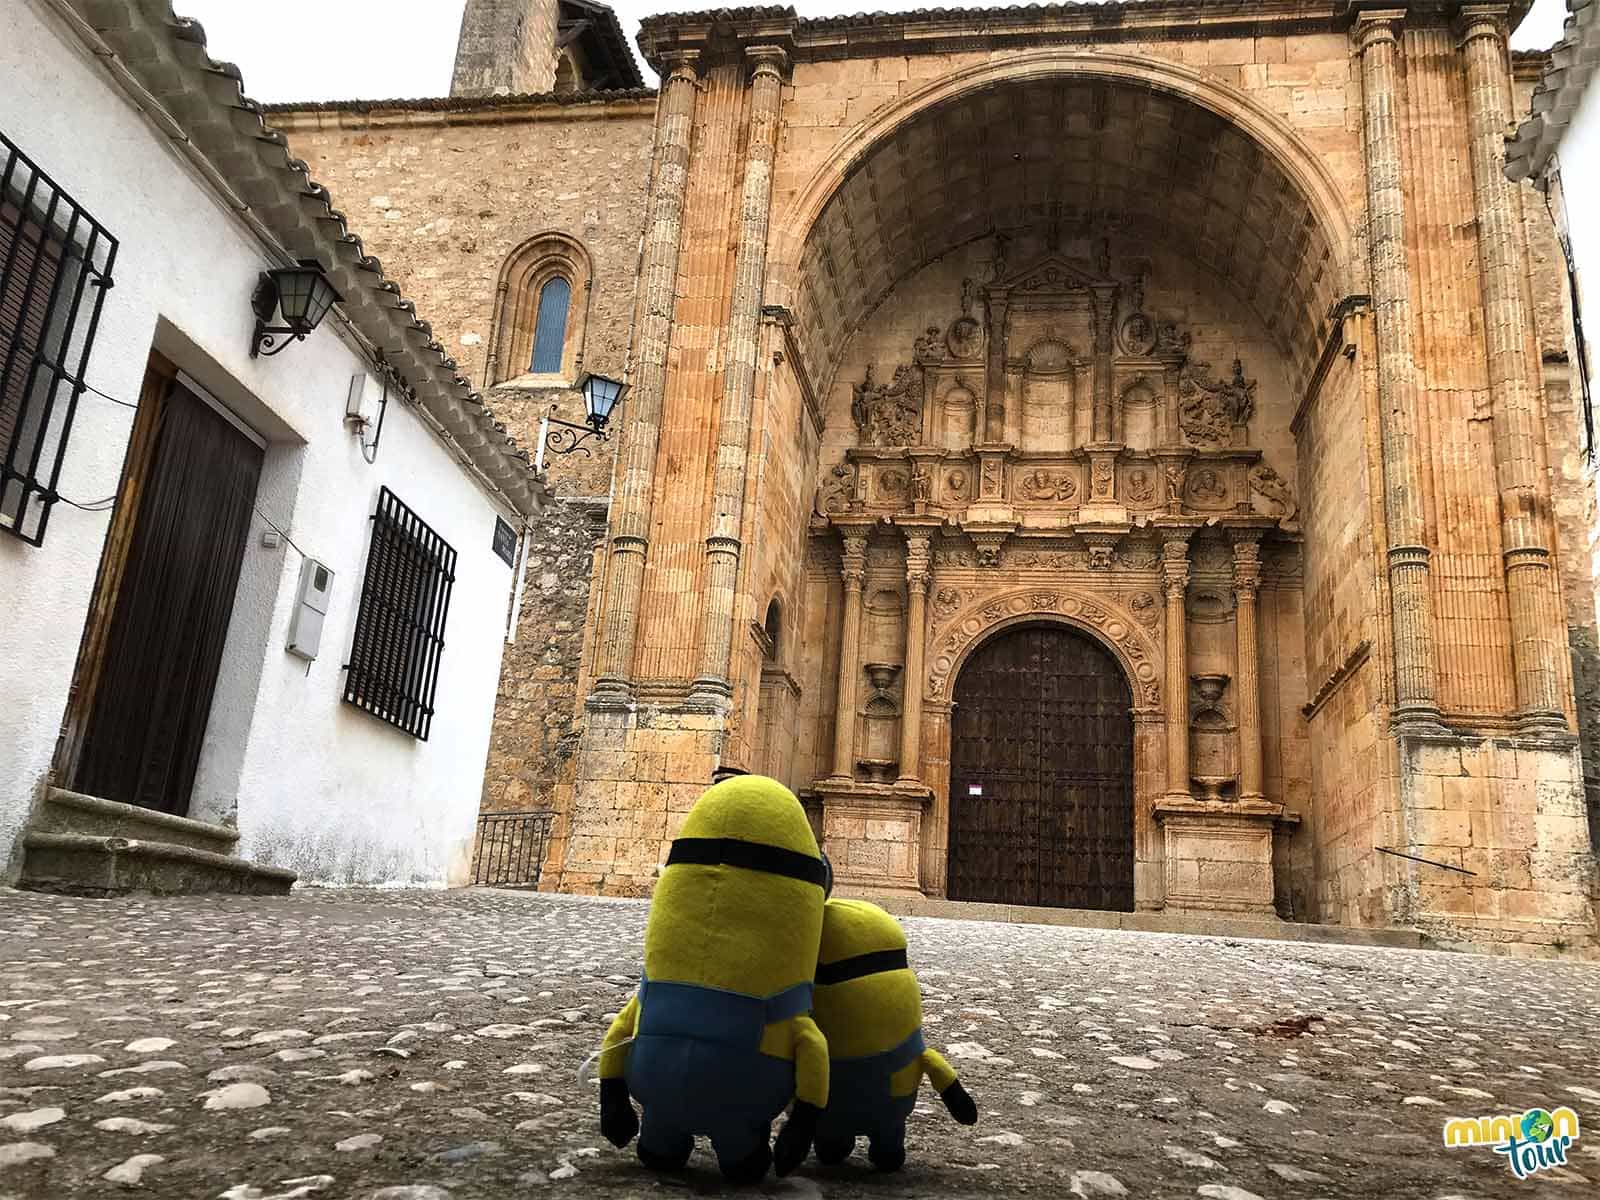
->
[251,261,341,357]
[535,371,628,470]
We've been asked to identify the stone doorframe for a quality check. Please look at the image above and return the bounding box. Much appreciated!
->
[917,588,1168,908]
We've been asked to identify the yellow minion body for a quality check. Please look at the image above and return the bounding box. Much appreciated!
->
[597,776,830,1180]
[809,899,964,1169]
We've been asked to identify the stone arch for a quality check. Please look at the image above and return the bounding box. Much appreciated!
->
[771,50,1358,403]
[927,588,1163,710]
[485,231,593,386]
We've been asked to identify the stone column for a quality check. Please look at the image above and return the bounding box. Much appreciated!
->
[983,294,1009,442]
[1459,7,1567,732]
[830,531,869,779]
[1162,534,1192,799]
[688,46,788,708]
[1090,283,1118,443]
[1355,11,1444,730]
[897,532,932,786]
[1232,536,1264,801]
[590,52,700,702]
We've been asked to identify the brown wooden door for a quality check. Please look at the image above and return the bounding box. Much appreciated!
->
[948,623,1134,910]
[72,378,263,816]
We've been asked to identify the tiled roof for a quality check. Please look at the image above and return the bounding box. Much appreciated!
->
[1506,0,1600,181]
[261,88,657,116]
[65,0,548,519]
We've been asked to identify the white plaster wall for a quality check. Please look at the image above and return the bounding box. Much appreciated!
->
[1556,81,1600,652]
[0,0,517,885]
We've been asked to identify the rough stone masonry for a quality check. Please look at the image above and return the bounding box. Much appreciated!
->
[1,888,1597,1198]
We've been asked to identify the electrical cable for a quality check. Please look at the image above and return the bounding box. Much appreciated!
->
[53,376,311,559]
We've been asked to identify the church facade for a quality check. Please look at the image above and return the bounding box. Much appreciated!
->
[275,0,1600,953]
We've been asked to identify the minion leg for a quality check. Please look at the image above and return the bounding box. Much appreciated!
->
[636,1116,693,1172]
[814,1134,854,1164]
[711,1122,773,1183]
[866,1121,907,1174]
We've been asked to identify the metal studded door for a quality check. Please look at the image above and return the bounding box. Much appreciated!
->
[948,623,1135,910]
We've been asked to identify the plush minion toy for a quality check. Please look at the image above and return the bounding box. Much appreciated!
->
[596,775,830,1181]
[804,898,977,1171]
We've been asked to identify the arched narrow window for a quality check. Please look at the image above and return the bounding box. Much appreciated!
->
[530,277,571,373]
[763,598,782,662]
[485,233,592,387]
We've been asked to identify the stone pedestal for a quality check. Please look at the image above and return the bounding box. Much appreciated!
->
[814,778,931,895]
[1154,797,1292,916]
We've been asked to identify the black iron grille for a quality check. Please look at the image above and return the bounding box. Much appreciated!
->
[1,127,118,546]
[472,811,554,888]
[343,486,458,740]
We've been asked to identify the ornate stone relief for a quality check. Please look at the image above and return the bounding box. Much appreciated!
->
[913,325,943,365]
[1128,591,1161,627]
[1250,464,1299,528]
[1019,469,1077,501]
[1116,542,1160,570]
[1083,532,1120,571]
[1186,466,1229,507]
[1179,358,1257,446]
[875,467,910,504]
[1005,547,1088,570]
[928,587,1162,707]
[944,468,971,502]
[851,363,922,446]
[932,586,966,622]
[815,461,855,515]
[946,317,982,359]
[1123,466,1156,504]
[1191,540,1234,575]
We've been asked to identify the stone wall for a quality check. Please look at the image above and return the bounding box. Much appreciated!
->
[450,0,562,98]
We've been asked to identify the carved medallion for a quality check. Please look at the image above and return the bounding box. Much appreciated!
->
[1019,469,1077,502]
[876,469,909,503]
[946,316,982,360]
[1031,592,1059,610]
[1124,468,1155,504]
[1187,467,1227,505]
[945,469,970,501]
[1119,311,1157,356]
[913,325,943,365]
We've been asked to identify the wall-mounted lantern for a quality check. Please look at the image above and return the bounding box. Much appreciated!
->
[251,260,341,358]
[534,371,628,470]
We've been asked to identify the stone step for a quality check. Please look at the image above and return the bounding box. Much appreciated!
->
[865,893,1430,950]
[33,787,240,855]
[19,832,295,897]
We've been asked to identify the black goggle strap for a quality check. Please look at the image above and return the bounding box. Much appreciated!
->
[666,836,829,889]
[815,947,910,986]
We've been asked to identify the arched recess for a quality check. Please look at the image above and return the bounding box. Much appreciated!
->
[485,232,593,386]
[769,51,1357,406]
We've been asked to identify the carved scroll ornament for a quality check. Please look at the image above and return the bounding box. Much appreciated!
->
[851,363,923,447]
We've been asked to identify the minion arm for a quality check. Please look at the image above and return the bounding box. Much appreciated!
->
[598,993,640,1080]
[921,1047,958,1092]
[790,1014,830,1108]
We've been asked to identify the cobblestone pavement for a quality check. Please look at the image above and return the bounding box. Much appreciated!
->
[1,889,1597,1200]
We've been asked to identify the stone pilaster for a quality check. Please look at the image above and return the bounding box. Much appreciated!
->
[1090,283,1118,443]
[590,52,699,703]
[688,46,788,708]
[897,531,933,785]
[983,294,1009,443]
[1354,10,1444,731]
[1459,7,1567,732]
[1162,534,1192,799]
[1232,535,1264,801]
[830,530,869,779]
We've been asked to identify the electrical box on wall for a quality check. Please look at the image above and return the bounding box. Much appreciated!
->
[345,373,381,428]
[287,558,334,661]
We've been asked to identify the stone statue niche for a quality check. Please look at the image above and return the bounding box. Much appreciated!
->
[1189,672,1238,802]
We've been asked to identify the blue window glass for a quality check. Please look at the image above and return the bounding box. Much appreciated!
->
[530,276,570,373]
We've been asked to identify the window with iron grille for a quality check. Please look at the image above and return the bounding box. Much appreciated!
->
[1,128,118,545]
[343,487,458,740]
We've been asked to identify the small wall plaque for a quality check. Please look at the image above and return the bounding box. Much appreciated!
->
[492,516,517,568]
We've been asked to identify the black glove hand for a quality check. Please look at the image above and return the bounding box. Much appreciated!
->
[941,1080,978,1125]
[599,1076,639,1148]
[773,1100,822,1176]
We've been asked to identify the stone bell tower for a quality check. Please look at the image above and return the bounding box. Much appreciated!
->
[450,0,561,98]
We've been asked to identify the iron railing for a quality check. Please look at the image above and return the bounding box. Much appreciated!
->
[1,127,118,545]
[473,810,554,888]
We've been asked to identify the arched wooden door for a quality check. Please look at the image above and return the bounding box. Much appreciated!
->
[948,623,1135,910]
